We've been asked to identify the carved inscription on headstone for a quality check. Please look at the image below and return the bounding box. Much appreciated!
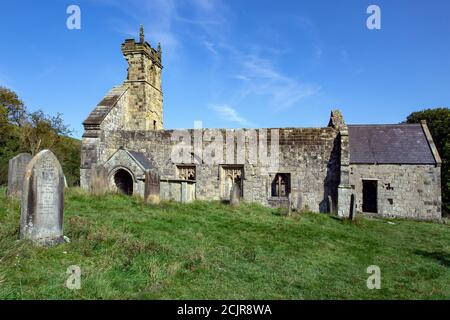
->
[20,150,65,246]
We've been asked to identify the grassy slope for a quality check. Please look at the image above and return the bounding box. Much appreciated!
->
[0,188,449,300]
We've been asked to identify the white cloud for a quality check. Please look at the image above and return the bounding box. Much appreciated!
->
[211,104,254,127]
[234,75,250,81]
[238,54,321,109]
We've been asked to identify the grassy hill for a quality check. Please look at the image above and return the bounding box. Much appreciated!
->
[0,188,449,300]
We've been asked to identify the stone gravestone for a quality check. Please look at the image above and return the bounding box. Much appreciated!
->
[349,194,356,220]
[230,183,241,207]
[144,171,160,204]
[7,153,32,198]
[328,195,335,214]
[20,150,65,246]
[288,193,293,216]
[180,181,188,204]
[90,165,109,196]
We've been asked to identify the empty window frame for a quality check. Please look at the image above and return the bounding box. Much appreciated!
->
[271,173,291,198]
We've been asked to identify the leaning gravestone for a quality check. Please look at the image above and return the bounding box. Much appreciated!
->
[7,153,32,198]
[144,171,160,204]
[90,165,109,196]
[20,150,65,246]
[230,183,241,207]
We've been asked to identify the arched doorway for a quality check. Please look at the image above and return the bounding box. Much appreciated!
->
[114,169,133,195]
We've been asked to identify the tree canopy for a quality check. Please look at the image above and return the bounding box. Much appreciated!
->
[0,86,80,186]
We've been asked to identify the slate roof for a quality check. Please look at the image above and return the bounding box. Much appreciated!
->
[83,85,128,126]
[128,150,154,170]
[348,124,436,164]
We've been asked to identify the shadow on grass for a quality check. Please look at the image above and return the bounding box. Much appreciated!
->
[415,250,450,267]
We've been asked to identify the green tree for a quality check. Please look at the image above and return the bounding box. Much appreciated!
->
[20,110,72,156]
[0,87,27,185]
[0,86,26,127]
[0,87,81,187]
[406,107,450,215]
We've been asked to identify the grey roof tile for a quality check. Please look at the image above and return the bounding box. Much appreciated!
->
[128,151,154,170]
[348,124,436,164]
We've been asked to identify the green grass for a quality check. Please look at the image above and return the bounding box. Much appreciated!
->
[0,187,449,300]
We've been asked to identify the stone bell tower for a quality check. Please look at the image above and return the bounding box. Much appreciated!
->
[121,25,163,130]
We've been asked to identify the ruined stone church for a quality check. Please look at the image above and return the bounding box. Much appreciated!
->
[81,27,442,220]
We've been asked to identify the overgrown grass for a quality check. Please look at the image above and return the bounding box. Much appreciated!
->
[0,187,449,300]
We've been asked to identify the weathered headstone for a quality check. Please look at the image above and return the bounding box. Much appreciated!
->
[181,181,188,204]
[288,193,293,216]
[230,183,241,207]
[328,195,335,214]
[90,165,109,196]
[7,153,32,198]
[20,150,65,246]
[144,171,160,204]
[349,194,356,220]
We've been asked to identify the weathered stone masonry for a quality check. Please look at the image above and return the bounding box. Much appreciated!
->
[80,28,442,220]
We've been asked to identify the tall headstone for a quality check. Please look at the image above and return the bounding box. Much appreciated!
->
[349,194,356,220]
[7,153,32,198]
[90,165,109,196]
[20,150,65,246]
[144,171,160,204]
[288,193,293,216]
[230,183,241,207]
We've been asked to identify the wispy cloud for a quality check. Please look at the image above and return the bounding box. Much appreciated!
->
[101,0,228,62]
[203,40,218,55]
[234,74,250,81]
[100,0,181,61]
[238,54,321,110]
[211,104,255,127]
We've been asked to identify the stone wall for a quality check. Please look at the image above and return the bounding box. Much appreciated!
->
[82,127,341,212]
[349,164,441,220]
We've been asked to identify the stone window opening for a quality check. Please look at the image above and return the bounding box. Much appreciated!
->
[178,165,196,181]
[220,165,244,200]
[153,120,157,130]
[271,173,291,198]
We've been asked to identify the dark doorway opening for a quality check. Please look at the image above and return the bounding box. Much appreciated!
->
[114,169,133,195]
[362,180,377,213]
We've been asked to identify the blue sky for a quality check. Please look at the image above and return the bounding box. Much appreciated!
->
[0,0,449,138]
